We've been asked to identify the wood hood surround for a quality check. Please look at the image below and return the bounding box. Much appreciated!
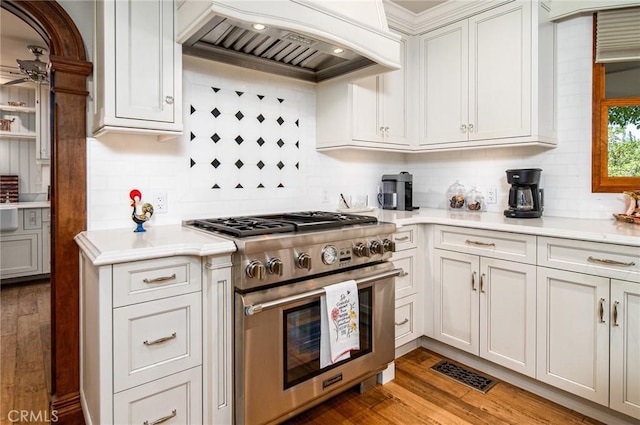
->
[1,1,91,423]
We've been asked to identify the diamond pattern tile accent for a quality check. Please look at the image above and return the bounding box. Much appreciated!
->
[212,87,220,92]
[235,135,244,145]
[277,161,284,170]
[211,133,221,143]
[278,98,284,103]
[277,139,284,148]
[190,132,196,141]
[211,159,221,168]
[211,108,221,118]
[295,162,299,169]
[277,116,284,125]
[212,183,221,189]
[235,160,244,169]
[236,183,244,188]
[257,95,264,100]
[236,91,244,97]
[257,114,265,123]
[256,137,265,146]
[190,105,195,114]
[257,183,265,188]
[278,183,285,188]
[190,159,196,168]
[235,111,244,121]
[295,141,299,148]
[257,160,265,169]
[295,119,299,127]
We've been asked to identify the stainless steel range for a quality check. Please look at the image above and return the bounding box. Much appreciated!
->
[185,211,401,425]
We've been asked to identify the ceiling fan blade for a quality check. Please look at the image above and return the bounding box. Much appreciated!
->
[3,77,30,86]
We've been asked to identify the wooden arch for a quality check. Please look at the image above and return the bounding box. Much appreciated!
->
[2,1,92,423]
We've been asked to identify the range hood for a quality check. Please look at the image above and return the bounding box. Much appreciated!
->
[177,0,401,82]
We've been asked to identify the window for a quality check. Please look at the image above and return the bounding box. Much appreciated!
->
[592,11,640,193]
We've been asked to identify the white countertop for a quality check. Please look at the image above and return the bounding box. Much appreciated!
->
[75,225,236,266]
[1,201,50,209]
[369,208,640,247]
[74,209,640,266]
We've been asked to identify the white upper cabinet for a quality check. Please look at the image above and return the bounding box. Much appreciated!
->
[418,0,555,150]
[316,30,413,151]
[93,0,182,139]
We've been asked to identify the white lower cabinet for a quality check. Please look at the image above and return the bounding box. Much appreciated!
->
[433,249,536,377]
[113,366,202,425]
[610,279,640,418]
[1,208,50,280]
[391,225,422,348]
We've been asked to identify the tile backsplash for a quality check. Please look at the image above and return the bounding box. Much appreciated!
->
[86,15,626,230]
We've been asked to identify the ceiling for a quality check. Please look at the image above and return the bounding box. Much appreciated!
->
[390,0,447,14]
[0,7,49,85]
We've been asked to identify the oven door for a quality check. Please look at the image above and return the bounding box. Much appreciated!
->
[235,262,400,425]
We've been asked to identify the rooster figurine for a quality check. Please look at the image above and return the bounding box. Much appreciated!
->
[129,189,154,232]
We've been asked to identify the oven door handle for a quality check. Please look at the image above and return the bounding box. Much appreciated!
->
[243,268,404,316]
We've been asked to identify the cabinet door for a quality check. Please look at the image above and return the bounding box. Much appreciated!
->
[433,249,479,354]
[536,268,609,406]
[469,1,531,141]
[115,0,175,123]
[352,75,382,142]
[419,20,468,145]
[381,33,409,145]
[480,258,536,377]
[610,279,640,418]
[0,233,40,278]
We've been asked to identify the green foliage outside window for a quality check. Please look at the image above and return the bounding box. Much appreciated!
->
[608,106,640,177]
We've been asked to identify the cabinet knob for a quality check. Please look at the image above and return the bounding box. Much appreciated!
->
[468,123,474,132]
[460,124,467,133]
[165,96,174,105]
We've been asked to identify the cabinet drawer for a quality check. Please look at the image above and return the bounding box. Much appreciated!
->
[395,294,418,348]
[392,249,417,299]
[113,292,202,392]
[114,366,202,425]
[42,208,50,222]
[113,256,201,307]
[434,225,536,264]
[538,237,640,282]
[393,225,418,251]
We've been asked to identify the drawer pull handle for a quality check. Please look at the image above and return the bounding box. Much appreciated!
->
[480,273,486,293]
[143,273,177,284]
[465,239,495,247]
[144,409,177,425]
[395,235,410,241]
[395,318,409,326]
[613,301,620,327]
[471,271,477,291]
[599,298,606,323]
[398,271,409,277]
[587,256,635,267]
[143,332,176,346]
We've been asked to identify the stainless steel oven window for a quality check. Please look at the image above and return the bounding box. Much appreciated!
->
[283,287,373,389]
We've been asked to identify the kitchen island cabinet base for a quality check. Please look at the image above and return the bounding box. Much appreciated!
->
[418,337,640,425]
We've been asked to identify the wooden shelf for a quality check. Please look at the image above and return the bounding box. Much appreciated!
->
[0,131,36,140]
[0,105,36,113]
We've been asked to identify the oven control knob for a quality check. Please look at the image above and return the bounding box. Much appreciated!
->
[266,258,283,276]
[382,239,396,253]
[353,243,370,258]
[369,240,385,255]
[296,253,312,271]
[246,260,266,280]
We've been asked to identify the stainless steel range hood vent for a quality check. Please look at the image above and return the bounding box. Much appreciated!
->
[178,1,401,83]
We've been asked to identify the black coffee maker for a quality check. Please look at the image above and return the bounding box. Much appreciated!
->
[504,168,544,218]
[380,171,416,211]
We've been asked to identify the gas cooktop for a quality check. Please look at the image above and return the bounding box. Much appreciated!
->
[187,211,378,238]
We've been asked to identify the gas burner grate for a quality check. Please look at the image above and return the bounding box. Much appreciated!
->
[191,218,296,237]
[430,360,498,394]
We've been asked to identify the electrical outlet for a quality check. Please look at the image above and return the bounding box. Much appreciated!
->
[486,187,497,204]
[153,192,167,213]
[321,189,329,203]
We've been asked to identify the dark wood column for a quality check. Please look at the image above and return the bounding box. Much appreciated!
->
[2,1,92,424]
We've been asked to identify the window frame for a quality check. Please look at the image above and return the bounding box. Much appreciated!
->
[592,15,640,193]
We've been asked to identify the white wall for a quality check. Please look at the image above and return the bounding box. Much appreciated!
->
[82,11,625,229]
[405,15,626,219]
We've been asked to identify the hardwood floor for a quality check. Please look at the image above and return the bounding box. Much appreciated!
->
[0,280,50,425]
[285,348,604,425]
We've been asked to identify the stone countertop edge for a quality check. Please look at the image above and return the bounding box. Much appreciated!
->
[74,225,237,266]
[371,208,640,247]
[2,201,51,209]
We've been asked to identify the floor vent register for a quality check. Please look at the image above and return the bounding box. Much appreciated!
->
[430,360,498,394]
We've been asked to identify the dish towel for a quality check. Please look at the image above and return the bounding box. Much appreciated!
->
[320,280,360,369]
